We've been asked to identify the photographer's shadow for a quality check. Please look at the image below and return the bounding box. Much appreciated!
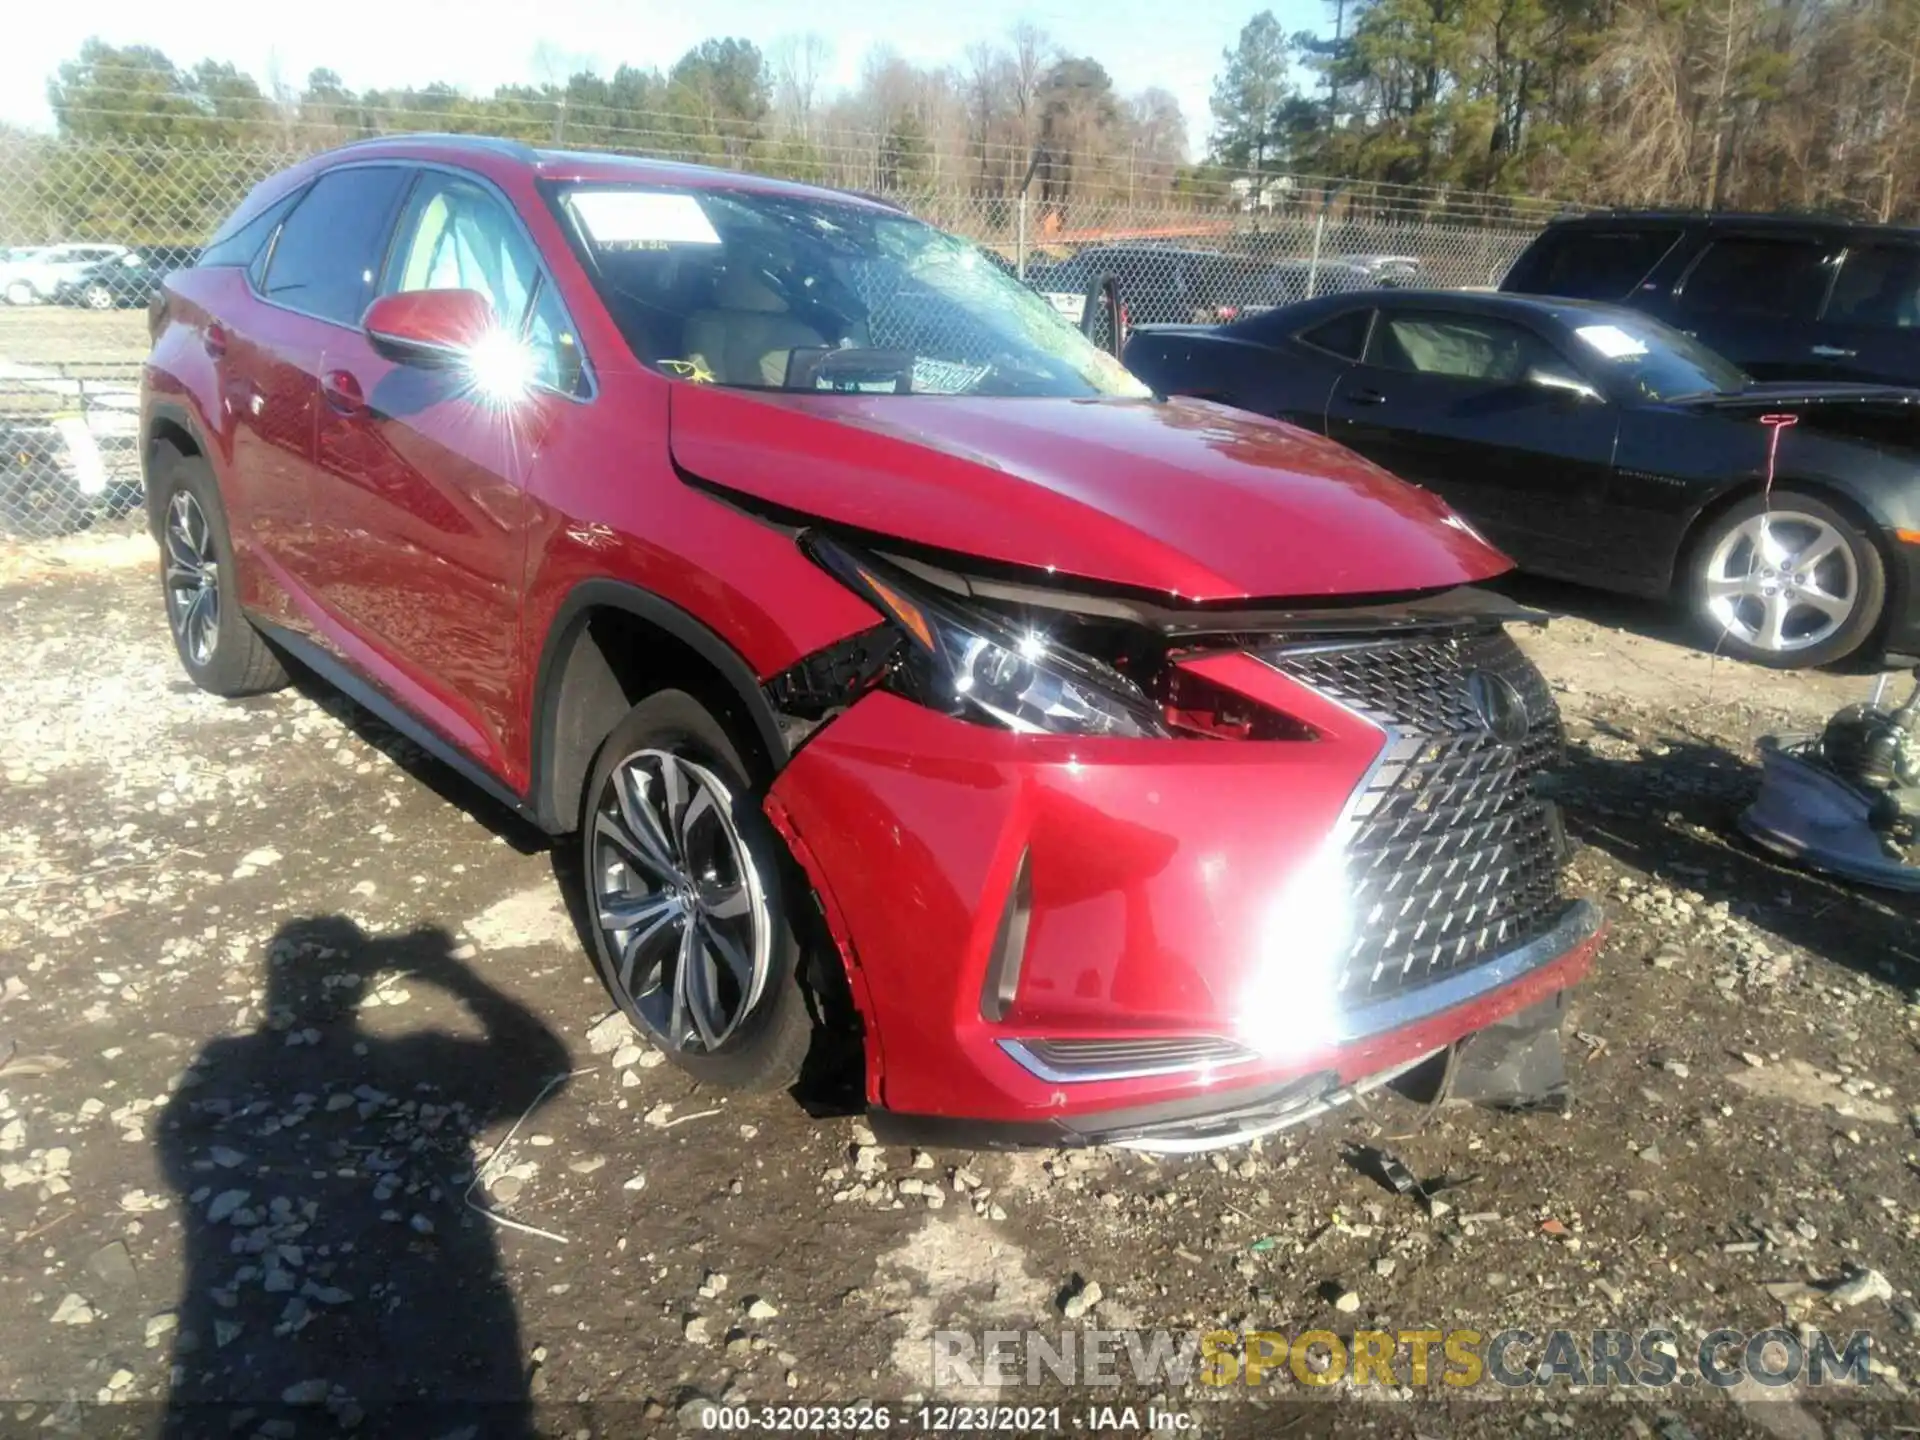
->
[157,917,569,1437]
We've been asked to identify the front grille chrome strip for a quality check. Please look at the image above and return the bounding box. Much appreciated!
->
[1335,897,1599,1043]
[999,1035,1260,1084]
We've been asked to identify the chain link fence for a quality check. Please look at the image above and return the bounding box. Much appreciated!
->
[0,134,1555,541]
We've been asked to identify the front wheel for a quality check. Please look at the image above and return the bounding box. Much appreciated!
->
[83,283,115,310]
[1686,489,1885,668]
[580,691,813,1091]
[4,281,35,306]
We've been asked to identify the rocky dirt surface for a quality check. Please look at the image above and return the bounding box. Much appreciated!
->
[2,541,1918,1439]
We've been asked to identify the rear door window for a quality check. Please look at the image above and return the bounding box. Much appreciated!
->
[1675,235,1833,320]
[1823,243,1920,328]
[1509,228,1681,300]
[261,165,412,326]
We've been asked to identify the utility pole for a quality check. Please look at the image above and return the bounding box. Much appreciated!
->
[1330,0,1347,126]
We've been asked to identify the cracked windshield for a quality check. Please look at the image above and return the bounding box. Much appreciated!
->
[555,183,1149,398]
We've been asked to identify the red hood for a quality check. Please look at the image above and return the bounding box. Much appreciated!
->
[667,386,1509,601]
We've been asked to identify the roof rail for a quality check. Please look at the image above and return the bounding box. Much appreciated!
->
[1566,205,1907,228]
[325,132,541,163]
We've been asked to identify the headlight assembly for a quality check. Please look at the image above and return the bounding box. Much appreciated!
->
[811,540,1169,739]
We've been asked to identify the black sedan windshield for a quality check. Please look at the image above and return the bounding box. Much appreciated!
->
[1563,311,1748,401]
[553,182,1148,399]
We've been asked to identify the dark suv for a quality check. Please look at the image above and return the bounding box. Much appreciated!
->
[1502,212,1920,388]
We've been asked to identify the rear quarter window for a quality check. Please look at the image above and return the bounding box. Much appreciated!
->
[1295,308,1373,359]
[1508,228,1681,301]
[199,189,305,270]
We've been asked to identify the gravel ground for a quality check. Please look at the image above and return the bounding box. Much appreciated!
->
[2,535,1918,1438]
[0,307,149,370]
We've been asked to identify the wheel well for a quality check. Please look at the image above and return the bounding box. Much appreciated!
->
[533,599,783,833]
[144,417,202,538]
[1671,478,1892,596]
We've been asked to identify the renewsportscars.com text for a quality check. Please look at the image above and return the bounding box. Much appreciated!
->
[931,1326,1872,1392]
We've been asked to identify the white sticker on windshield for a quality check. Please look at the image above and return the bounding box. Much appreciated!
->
[1574,323,1649,359]
[570,191,720,249]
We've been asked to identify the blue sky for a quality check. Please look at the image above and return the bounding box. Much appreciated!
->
[3,0,1328,156]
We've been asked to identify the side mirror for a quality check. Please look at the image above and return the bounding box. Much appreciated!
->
[363,288,496,368]
[1526,367,1603,404]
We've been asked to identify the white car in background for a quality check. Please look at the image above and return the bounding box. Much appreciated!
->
[1,244,133,305]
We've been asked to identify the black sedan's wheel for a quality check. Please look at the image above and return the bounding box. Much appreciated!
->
[581,690,812,1091]
[152,444,289,696]
[82,283,115,311]
[1688,489,1885,668]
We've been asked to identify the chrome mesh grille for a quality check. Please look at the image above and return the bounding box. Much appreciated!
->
[1266,628,1571,1004]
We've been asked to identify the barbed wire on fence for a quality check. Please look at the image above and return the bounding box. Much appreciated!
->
[0,131,1546,541]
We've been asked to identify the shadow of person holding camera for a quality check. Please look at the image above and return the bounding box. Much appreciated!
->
[156,917,570,1437]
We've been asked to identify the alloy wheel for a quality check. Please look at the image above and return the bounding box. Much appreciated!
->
[4,282,33,307]
[84,284,113,310]
[1702,509,1858,655]
[590,748,771,1053]
[164,489,220,666]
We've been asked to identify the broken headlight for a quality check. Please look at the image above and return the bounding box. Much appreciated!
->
[812,542,1168,739]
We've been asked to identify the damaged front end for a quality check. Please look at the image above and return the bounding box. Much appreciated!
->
[759,532,1602,1148]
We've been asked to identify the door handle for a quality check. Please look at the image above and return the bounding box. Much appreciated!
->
[320,368,365,415]
[1810,344,1857,358]
[202,323,228,359]
[1342,388,1388,406]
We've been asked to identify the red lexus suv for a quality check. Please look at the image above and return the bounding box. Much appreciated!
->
[142,136,1602,1149]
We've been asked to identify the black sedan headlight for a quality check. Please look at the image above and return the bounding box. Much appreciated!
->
[811,540,1168,739]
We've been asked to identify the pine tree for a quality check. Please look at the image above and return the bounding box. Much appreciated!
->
[1209,11,1294,183]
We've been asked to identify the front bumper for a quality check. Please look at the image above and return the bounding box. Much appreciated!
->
[1882,531,1920,664]
[766,640,1603,1134]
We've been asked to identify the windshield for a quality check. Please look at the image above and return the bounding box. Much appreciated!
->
[1566,311,1748,400]
[553,183,1148,399]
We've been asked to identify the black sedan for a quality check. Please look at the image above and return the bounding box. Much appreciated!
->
[1124,290,1920,668]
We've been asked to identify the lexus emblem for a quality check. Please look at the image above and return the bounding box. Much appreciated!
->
[1464,671,1531,746]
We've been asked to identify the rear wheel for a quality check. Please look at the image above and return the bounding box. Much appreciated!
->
[152,445,289,696]
[580,690,812,1091]
[1687,489,1885,668]
[82,283,115,311]
[4,281,34,306]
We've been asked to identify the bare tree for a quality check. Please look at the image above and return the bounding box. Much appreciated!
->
[770,32,832,142]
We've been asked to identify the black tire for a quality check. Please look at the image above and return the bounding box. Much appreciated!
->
[83,283,115,311]
[151,443,289,696]
[1685,488,1886,669]
[579,690,812,1092]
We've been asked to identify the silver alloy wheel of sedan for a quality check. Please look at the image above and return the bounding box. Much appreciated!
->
[1702,509,1859,656]
[84,283,114,310]
[591,748,771,1053]
[164,489,220,666]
